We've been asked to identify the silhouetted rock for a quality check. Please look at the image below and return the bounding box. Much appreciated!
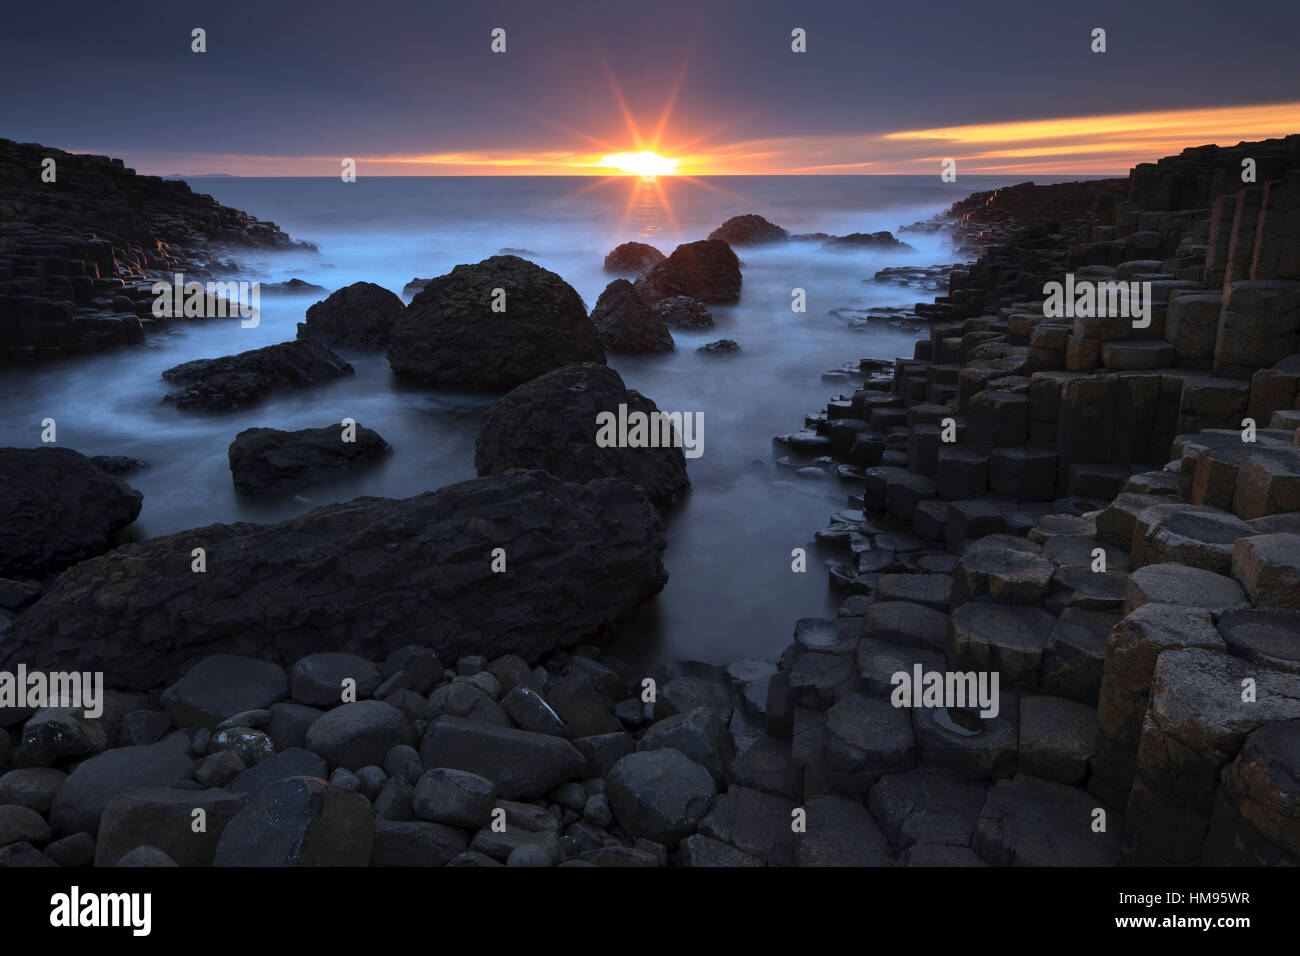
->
[604,241,666,273]
[388,255,605,390]
[590,279,674,354]
[228,423,390,495]
[0,447,142,577]
[5,471,667,690]
[161,339,353,410]
[475,362,690,509]
[708,214,789,246]
[821,231,914,251]
[634,240,741,305]
[296,281,406,350]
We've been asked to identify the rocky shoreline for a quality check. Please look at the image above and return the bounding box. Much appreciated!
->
[1,136,1298,867]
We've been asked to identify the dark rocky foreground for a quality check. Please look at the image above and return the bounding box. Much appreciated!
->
[1,137,1298,868]
[0,139,312,361]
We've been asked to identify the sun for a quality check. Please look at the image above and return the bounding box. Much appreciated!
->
[600,150,680,179]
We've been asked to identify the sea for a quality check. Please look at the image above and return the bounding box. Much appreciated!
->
[0,174,1086,669]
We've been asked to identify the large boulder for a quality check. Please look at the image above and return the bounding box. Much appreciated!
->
[418,716,585,800]
[656,296,713,329]
[590,279,674,354]
[213,775,373,866]
[296,281,405,350]
[48,733,195,836]
[707,214,789,246]
[606,748,717,845]
[161,339,354,411]
[634,240,741,305]
[388,255,605,390]
[4,471,667,691]
[603,241,665,274]
[228,423,390,495]
[474,363,690,509]
[0,447,142,577]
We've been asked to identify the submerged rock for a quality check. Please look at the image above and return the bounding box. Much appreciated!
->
[657,296,713,329]
[161,339,353,411]
[388,255,605,390]
[5,471,667,690]
[699,338,740,354]
[228,422,390,495]
[0,447,143,577]
[296,281,406,350]
[475,362,690,509]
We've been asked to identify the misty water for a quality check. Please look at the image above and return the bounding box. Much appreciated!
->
[1,174,1071,669]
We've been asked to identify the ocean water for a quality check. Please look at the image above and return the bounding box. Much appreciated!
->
[1,174,1078,669]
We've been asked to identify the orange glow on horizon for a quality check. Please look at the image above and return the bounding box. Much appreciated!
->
[116,100,1300,178]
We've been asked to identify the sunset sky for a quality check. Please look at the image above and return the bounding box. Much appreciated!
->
[2,0,1297,176]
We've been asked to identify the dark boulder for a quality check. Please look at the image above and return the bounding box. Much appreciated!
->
[388,255,605,390]
[821,231,915,251]
[262,278,328,297]
[161,339,353,411]
[699,339,740,354]
[296,281,406,350]
[604,242,666,274]
[708,214,789,246]
[4,471,667,691]
[656,296,713,329]
[590,279,674,354]
[228,423,390,495]
[0,447,142,577]
[634,240,741,305]
[475,363,690,509]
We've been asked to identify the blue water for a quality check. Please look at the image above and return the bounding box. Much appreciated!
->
[0,175,1080,668]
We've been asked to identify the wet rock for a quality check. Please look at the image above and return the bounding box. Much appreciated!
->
[678,833,764,866]
[699,338,740,354]
[95,787,248,866]
[475,362,689,509]
[794,794,894,865]
[973,774,1121,865]
[389,255,605,390]
[948,603,1056,687]
[640,708,736,784]
[698,785,797,866]
[214,775,373,866]
[821,231,913,251]
[1123,563,1249,618]
[913,695,1019,781]
[1017,694,1097,784]
[230,747,326,794]
[953,547,1055,605]
[370,819,467,866]
[867,767,987,850]
[161,655,288,729]
[305,701,410,770]
[823,693,915,793]
[296,281,405,350]
[0,767,66,815]
[161,338,353,410]
[228,423,389,495]
[412,768,497,828]
[590,278,674,353]
[49,733,195,836]
[5,472,666,690]
[290,653,383,707]
[0,447,142,577]
[418,716,585,800]
[17,708,107,767]
[606,748,717,845]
